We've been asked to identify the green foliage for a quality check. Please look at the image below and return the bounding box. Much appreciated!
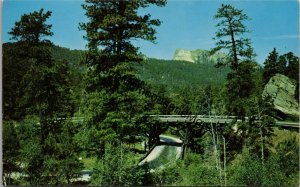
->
[229,150,263,186]
[263,49,299,84]
[40,120,84,185]
[79,0,167,159]
[3,121,21,185]
[228,145,299,186]
[15,116,84,186]
[78,88,162,156]
[176,153,220,186]
[6,8,77,119]
[150,162,180,186]
[50,45,85,65]
[25,59,76,117]
[5,9,84,186]
[225,61,257,116]
[80,0,166,56]
[90,143,144,186]
[212,4,254,70]
[17,50,79,119]
[246,97,275,151]
[284,52,299,82]
[15,115,43,185]
[263,48,279,84]
[6,9,56,185]
[228,149,285,186]
[3,43,85,120]
[281,52,299,102]
[3,43,28,120]
[146,153,220,186]
[8,8,53,44]
[275,136,299,179]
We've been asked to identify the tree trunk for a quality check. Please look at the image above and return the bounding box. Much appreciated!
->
[223,136,227,186]
[260,126,264,164]
[217,133,222,183]
[209,112,219,171]
[3,174,7,186]
[119,142,123,184]
[228,18,238,70]
[256,98,264,164]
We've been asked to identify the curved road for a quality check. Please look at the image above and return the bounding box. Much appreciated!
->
[139,135,182,167]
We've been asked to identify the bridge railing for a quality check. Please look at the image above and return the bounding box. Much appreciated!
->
[149,115,239,119]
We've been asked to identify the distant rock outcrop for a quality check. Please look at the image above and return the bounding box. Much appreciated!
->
[173,49,195,63]
[262,74,299,118]
[173,49,226,64]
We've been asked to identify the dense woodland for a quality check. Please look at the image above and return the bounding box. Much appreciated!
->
[3,1,300,186]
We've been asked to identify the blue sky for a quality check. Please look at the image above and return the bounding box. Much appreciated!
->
[3,0,299,64]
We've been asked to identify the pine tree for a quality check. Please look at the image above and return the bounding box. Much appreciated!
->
[276,55,287,75]
[4,9,53,120]
[263,48,279,84]
[212,4,255,70]
[284,52,299,82]
[211,4,257,116]
[8,9,82,185]
[79,0,166,156]
[284,52,299,102]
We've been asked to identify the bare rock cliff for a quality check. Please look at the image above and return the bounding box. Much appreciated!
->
[173,49,195,63]
[173,49,226,64]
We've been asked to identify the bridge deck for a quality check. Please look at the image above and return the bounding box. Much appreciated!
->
[64,115,298,129]
[150,115,299,129]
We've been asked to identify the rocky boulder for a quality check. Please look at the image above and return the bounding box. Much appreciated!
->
[262,74,299,118]
[173,48,226,64]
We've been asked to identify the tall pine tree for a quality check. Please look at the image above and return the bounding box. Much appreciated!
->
[79,0,166,156]
[7,9,83,185]
[211,4,257,116]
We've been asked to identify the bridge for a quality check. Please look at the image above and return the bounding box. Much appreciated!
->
[150,115,299,129]
[67,115,299,129]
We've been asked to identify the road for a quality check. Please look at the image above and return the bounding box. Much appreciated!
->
[138,135,182,168]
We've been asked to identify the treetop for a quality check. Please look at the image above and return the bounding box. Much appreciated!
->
[9,8,53,45]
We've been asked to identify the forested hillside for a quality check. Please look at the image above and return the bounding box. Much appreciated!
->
[51,45,85,65]
[50,46,231,90]
[11,43,230,91]
[134,58,230,91]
